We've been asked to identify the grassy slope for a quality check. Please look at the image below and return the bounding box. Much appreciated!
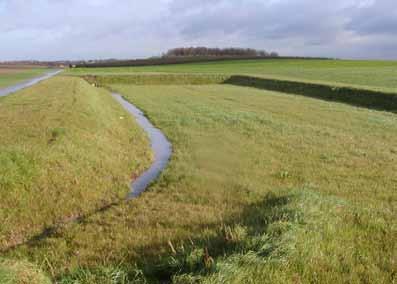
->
[0,68,52,88]
[0,76,151,250]
[10,84,396,283]
[0,259,51,284]
[67,59,397,92]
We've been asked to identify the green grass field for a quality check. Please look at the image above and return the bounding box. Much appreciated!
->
[67,59,397,92]
[0,67,51,88]
[4,78,396,283]
[1,60,397,283]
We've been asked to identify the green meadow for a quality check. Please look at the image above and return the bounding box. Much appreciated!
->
[0,68,51,89]
[1,59,396,283]
[68,59,397,92]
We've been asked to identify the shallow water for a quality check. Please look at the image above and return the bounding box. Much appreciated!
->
[0,70,62,97]
[112,93,172,198]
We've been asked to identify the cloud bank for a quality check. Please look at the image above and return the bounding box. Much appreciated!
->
[0,0,396,60]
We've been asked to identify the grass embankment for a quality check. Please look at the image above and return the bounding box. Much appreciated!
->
[0,76,152,251]
[224,75,397,112]
[0,67,52,88]
[8,82,396,283]
[85,74,397,112]
[84,74,229,85]
[67,59,397,92]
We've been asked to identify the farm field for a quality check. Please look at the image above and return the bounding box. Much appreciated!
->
[3,0,397,283]
[2,69,396,283]
[0,66,51,88]
[67,59,397,92]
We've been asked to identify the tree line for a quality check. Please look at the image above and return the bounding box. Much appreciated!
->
[164,47,279,58]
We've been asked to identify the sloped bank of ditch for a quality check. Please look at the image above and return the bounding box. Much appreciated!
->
[84,73,397,113]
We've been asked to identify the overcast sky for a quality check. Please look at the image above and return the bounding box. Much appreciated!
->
[0,0,396,61]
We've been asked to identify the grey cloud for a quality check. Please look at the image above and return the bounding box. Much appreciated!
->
[169,0,346,41]
[0,0,396,60]
[347,0,397,36]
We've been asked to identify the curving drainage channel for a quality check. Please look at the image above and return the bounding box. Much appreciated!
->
[112,93,172,198]
[1,72,171,198]
[0,75,172,255]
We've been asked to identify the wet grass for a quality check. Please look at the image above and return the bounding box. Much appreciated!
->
[67,59,397,92]
[0,67,51,88]
[0,76,152,251]
[5,83,396,283]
